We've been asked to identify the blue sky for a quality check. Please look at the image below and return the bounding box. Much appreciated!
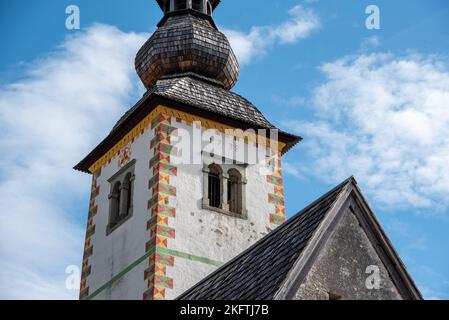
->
[0,0,448,299]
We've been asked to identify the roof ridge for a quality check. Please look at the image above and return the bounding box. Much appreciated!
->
[176,177,354,300]
[273,180,354,299]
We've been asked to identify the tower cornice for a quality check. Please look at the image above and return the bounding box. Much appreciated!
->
[74,94,301,174]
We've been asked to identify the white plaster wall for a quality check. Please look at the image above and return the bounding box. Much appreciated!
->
[165,257,217,300]
[85,116,280,300]
[88,124,154,300]
[167,119,276,299]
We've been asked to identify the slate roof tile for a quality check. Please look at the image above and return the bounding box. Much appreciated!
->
[177,178,351,300]
[113,76,276,130]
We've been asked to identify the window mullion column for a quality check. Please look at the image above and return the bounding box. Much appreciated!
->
[222,172,229,211]
[119,183,129,218]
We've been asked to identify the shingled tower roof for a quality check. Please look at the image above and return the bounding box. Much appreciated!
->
[74,1,301,173]
[136,1,239,90]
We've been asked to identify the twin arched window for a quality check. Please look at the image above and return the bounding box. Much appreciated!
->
[108,162,135,235]
[206,164,245,216]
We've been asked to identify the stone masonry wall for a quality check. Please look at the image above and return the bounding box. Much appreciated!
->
[294,210,403,300]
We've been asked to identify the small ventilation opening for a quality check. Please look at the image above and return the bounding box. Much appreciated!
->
[328,292,342,300]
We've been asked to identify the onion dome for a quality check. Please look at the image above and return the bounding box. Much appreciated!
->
[135,0,240,90]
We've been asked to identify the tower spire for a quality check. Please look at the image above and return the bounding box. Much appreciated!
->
[135,0,239,90]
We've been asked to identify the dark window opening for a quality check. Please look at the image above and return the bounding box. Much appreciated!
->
[208,165,221,208]
[175,0,187,10]
[227,169,242,214]
[121,173,133,218]
[164,0,170,13]
[192,0,203,12]
[109,182,121,227]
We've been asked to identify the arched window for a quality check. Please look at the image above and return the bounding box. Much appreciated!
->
[192,0,203,12]
[107,159,136,235]
[208,164,221,208]
[202,160,247,218]
[109,181,121,227]
[227,169,242,214]
[175,0,187,10]
[206,1,212,15]
[120,173,133,218]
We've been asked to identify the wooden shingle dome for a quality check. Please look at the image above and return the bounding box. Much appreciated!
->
[135,1,240,90]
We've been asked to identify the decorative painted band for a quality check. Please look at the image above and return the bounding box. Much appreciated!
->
[79,170,101,300]
[88,105,286,174]
[82,247,155,300]
[158,248,224,268]
[144,113,177,300]
[267,158,286,226]
[81,247,223,300]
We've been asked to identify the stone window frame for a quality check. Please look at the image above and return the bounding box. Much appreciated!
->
[106,159,136,236]
[202,153,248,219]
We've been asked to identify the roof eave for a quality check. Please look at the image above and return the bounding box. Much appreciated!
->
[74,94,301,174]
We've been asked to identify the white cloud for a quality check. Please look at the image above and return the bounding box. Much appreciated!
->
[284,53,449,209]
[283,162,305,180]
[0,24,147,299]
[223,5,320,65]
[360,36,381,51]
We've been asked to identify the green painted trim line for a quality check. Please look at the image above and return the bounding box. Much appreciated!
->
[84,247,155,300]
[83,247,223,300]
[158,248,224,267]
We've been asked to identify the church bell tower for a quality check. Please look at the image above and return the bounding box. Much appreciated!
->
[75,0,300,300]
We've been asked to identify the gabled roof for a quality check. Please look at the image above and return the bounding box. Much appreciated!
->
[177,177,423,300]
[74,76,301,173]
